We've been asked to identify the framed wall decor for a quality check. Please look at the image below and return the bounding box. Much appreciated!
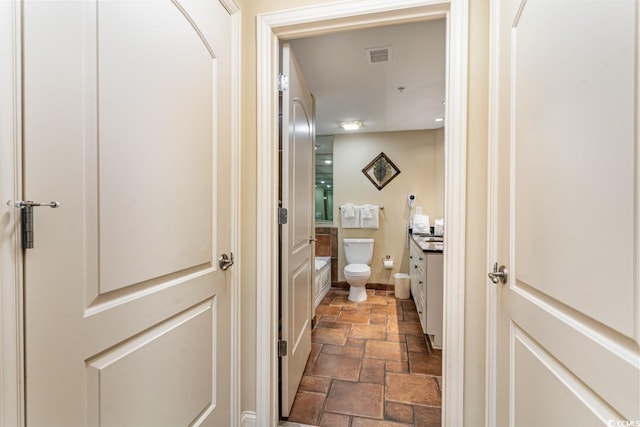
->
[362,152,401,190]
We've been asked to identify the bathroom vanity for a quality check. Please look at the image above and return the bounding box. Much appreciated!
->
[409,235,444,349]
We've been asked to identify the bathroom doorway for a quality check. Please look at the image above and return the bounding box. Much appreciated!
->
[256,1,469,425]
[280,19,447,425]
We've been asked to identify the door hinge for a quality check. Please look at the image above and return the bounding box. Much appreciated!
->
[278,73,289,92]
[278,207,288,225]
[278,340,288,357]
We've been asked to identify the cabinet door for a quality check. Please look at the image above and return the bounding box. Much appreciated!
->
[426,253,444,348]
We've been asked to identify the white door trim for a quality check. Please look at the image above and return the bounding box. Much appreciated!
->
[484,0,500,425]
[223,1,243,425]
[0,1,243,425]
[256,1,469,425]
[0,1,24,426]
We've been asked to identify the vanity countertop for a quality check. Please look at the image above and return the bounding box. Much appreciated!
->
[411,234,444,253]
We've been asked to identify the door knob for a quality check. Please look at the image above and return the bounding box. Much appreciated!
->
[488,263,508,284]
[219,252,234,271]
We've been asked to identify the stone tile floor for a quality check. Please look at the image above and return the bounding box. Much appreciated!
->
[285,288,442,427]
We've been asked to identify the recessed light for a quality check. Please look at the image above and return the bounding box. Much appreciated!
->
[434,117,444,122]
[324,160,332,164]
[327,185,331,188]
[320,180,325,184]
[339,120,362,131]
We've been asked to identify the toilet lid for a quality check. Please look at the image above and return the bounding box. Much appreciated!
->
[344,264,370,275]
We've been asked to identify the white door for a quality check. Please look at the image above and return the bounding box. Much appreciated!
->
[492,0,639,425]
[280,43,315,417]
[22,0,234,425]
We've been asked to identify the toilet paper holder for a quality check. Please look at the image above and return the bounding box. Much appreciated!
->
[383,255,394,269]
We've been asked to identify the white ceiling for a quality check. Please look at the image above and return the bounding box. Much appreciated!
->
[288,19,446,136]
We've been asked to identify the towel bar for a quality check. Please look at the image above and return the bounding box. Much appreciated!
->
[339,205,384,210]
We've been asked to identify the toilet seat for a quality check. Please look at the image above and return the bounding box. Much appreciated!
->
[344,264,371,276]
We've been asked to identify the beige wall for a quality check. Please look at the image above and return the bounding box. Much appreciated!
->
[333,130,444,283]
[240,1,489,424]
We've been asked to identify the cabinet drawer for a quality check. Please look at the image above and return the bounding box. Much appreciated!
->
[409,240,421,260]
[409,244,425,270]
[415,252,426,271]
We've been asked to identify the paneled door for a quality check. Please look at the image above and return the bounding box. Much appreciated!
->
[491,0,639,425]
[280,43,315,417]
[22,0,234,425]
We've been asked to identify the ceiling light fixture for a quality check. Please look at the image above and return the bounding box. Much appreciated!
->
[434,117,444,122]
[339,120,362,131]
[324,160,332,164]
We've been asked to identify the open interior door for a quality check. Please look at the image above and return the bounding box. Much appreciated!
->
[22,1,235,425]
[491,0,639,424]
[280,42,315,417]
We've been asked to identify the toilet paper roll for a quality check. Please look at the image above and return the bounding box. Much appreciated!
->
[383,259,394,269]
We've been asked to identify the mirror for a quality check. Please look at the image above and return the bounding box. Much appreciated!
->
[315,135,333,222]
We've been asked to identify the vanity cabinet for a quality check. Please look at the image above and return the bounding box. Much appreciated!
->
[409,237,444,349]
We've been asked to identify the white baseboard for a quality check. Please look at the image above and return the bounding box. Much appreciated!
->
[241,411,257,427]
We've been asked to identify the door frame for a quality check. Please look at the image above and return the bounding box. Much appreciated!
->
[0,2,24,426]
[255,1,469,425]
[0,1,243,425]
[484,0,499,424]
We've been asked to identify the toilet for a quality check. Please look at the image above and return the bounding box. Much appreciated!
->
[343,238,374,302]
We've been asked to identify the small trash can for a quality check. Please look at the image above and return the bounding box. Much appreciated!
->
[394,273,411,299]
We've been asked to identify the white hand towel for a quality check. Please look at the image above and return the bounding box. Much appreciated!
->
[412,214,431,235]
[361,204,373,219]
[360,205,379,229]
[343,203,355,218]
[341,204,360,228]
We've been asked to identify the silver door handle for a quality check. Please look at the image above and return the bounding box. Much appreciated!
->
[309,237,316,243]
[219,252,234,271]
[488,263,508,284]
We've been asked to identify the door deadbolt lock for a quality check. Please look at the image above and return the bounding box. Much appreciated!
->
[488,263,508,284]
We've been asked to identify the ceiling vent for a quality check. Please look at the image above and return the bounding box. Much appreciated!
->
[366,46,392,64]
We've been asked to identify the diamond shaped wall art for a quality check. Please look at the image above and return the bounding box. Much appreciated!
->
[361,152,401,191]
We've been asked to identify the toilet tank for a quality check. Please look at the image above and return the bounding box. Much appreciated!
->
[343,238,374,265]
